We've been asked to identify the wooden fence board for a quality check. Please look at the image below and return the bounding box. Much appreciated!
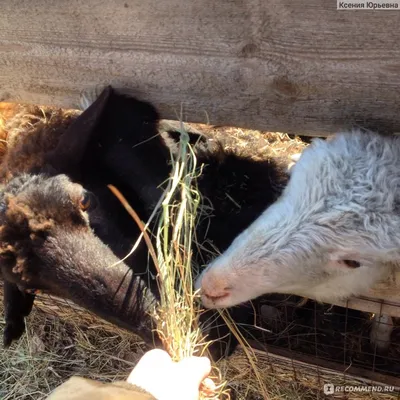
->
[1,1,400,135]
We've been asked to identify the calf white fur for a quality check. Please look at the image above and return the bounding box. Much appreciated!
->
[196,130,400,308]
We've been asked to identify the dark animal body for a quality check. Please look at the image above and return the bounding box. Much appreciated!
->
[0,87,288,356]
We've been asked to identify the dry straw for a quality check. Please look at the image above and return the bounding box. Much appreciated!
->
[110,123,228,399]
[146,122,273,399]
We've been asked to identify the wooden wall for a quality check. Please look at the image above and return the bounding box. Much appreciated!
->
[1,1,400,135]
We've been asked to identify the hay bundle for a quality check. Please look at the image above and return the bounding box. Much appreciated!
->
[152,129,206,358]
[110,124,227,398]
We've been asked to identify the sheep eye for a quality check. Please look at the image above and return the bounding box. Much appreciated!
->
[79,192,94,211]
[342,259,361,269]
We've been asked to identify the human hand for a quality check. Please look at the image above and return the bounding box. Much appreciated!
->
[127,349,215,400]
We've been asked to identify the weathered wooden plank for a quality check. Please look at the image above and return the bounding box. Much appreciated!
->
[0,1,400,135]
[319,268,400,318]
[328,296,400,319]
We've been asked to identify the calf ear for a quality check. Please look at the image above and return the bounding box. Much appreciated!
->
[88,94,169,212]
[44,86,113,178]
[2,281,35,347]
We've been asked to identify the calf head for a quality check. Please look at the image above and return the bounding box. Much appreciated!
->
[197,130,400,308]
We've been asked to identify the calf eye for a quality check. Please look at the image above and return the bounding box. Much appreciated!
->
[342,259,361,269]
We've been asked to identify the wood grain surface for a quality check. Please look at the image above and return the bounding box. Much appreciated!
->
[1,1,400,135]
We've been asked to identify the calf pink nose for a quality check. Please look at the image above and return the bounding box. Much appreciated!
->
[204,290,230,302]
[201,271,231,301]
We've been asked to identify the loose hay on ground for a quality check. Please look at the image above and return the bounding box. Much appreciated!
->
[0,286,147,400]
[2,286,396,400]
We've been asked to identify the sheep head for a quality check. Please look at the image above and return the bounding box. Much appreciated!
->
[0,173,158,346]
[196,130,400,309]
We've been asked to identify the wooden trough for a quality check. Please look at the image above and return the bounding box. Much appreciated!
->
[1,0,400,395]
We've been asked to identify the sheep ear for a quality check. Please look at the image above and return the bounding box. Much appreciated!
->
[45,86,113,177]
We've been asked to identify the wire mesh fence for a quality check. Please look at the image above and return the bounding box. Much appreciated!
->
[238,294,400,398]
